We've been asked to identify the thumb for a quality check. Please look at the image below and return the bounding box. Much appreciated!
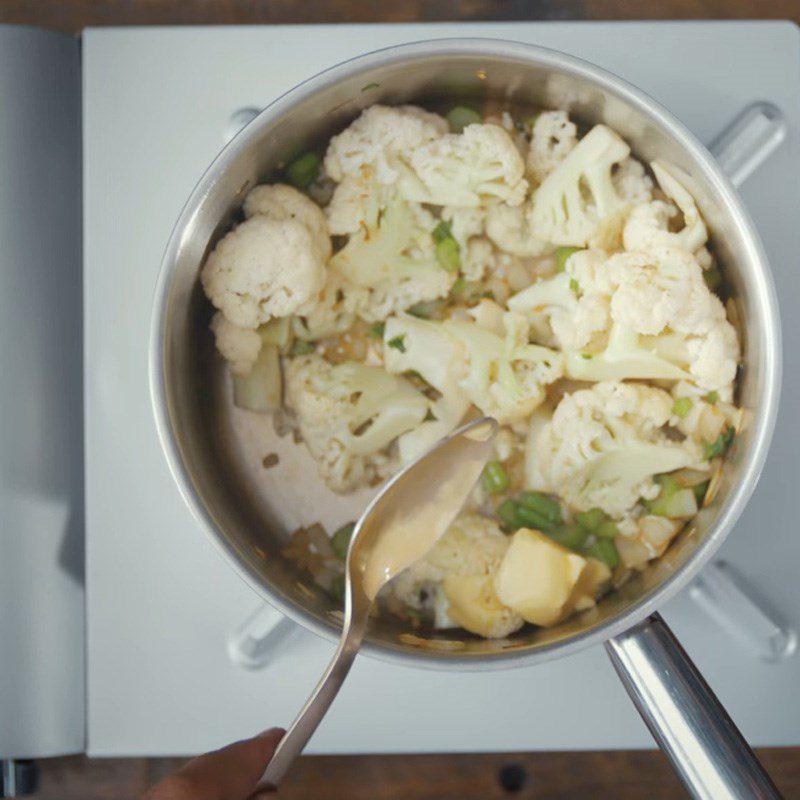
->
[147,728,285,800]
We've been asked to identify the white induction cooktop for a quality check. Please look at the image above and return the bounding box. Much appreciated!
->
[84,21,800,756]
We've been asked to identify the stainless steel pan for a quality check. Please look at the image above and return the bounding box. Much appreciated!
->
[150,40,782,799]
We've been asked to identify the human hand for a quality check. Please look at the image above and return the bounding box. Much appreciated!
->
[143,728,285,800]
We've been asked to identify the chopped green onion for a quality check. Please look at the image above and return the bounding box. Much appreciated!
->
[585,538,620,568]
[387,335,406,353]
[446,105,482,133]
[546,523,589,551]
[361,82,380,92]
[693,480,710,505]
[423,409,437,422]
[450,277,483,304]
[596,519,619,539]
[555,246,581,273]
[703,427,734,459]
[672,397,693,418]
[289,339,315,356]
[328,574,346,602]
[575,507,607,532]
[330,522,355,561]
[435,237,461,272]
[704,390,719,405]
[367,322,385,339]
[285,152,320,188]
[526,112,541,129]
[432,220,453,243]
[407,299,445,319]
[498,499,522,530]
[580,353,592,360]
[649,475,698,518]
[569,278,580,295]
[514,504,557,532]
[480,461,510,495]
[704,265,723,292]
[405,607,424,621]
[517,491,563,526]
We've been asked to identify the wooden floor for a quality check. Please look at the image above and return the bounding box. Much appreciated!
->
[2,0,799,797]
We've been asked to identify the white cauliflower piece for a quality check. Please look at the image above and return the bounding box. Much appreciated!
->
[285,355,428,494]
[529,124,631,247]
[243,183,331,260]
[511,246,740,399]
[486,202,551,257]
[201,215,326,329]
[382,315,471,462]
[293,270,369,341]
[330,196,454,322]
[443,311,563,425]
[398,123,528,207]
[613,158,653,205]
[389,514,523,638]
[462,238,496,281]
[442,205,485,248]
[209,312,262,375]
[529,382,706,517]
[508,250,610,350]
[623,160,707,254]
[527,110,577,185]
[324,165,389,236]
[323,104,448,184]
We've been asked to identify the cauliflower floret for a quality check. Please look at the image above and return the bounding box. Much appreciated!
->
[529,124,631,247]
[323,104,448,184]
[285,355,428,493]
[623,160,707,254]
[613,158,653,205]
[294,270,369,340]
[324,166,388,236]
[462,237,496,281]
[201,215,326,329]
[508,250,610,350]
[528,382,706,517]
[398,123,529,207]
[209,312,262,375]
[442,205,485,249]
[389,514,523,638]
[486,202,551,257]
[510,246,740,399]
[382,315,471,462]
[443,312,564,425]
[330,196,455,322]
[527,110,578,185]
[243,183,331,260]
[485,110,528,159]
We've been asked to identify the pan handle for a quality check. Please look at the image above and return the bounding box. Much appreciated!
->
[606,612,781,800]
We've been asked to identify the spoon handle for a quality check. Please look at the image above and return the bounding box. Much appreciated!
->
[256,611,368,790]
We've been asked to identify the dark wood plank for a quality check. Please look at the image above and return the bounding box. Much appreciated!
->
[0,0,581,34]
[28,748,800,799]
[583,0,800,22]
[1,0,798,33]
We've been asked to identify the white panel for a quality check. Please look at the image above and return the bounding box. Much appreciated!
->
[83,21,800,756]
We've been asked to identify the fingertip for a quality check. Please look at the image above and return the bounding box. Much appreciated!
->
[257,727,286,740]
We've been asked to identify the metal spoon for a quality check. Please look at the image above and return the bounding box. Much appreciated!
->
[258,417,497,790]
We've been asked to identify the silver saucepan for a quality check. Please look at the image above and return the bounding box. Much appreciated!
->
[150,40,782,799]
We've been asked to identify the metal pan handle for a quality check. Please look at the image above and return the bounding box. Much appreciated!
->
[607,613,781,800]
